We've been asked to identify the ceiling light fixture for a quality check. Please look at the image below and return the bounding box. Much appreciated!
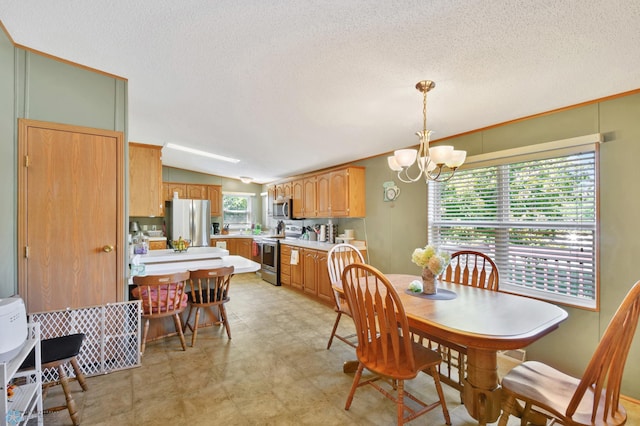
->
[239,176,252,184]
[388,80,466,183]
[165,143,240,163]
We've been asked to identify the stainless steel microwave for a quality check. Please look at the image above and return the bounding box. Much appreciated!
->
[273,198,293,219]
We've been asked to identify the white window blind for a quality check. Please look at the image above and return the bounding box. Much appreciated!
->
[428,149,598,309]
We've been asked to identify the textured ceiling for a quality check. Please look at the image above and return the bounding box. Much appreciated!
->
[1,1,639,183]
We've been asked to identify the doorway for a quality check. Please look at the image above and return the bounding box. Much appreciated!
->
[18,119,125,313]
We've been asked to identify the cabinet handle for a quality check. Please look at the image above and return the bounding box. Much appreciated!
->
[103,245,114,253]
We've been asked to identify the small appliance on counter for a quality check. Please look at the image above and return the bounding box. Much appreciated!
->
[0,296,27,363]
[212,222,220,235]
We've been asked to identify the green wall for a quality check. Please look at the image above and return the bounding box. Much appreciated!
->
[355,94,640,399]
[0,32,127,298]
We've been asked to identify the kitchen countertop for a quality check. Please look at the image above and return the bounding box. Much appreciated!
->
[280,239,366,252]
[137,255,260,276]
[133,246,230,264]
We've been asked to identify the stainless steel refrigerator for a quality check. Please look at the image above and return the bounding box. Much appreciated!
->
[165,199,211,247]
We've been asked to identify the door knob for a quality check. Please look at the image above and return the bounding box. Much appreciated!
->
[103,245,114,253]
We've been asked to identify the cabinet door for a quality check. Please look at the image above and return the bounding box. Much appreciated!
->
[165,183,187,201]
[316,251,333,303]
[302,177,317,218]
[267,185,275,216]
[291,180,304,218]
[316,172,331,217]
[186,184,207,200]
[207,185,222,216]
[275,182,292,201]
[149,240,167,250]
[329,169,349,217]
[237,238,252,259]
[129,143,163,217]
[302,249,317,296]
[290,247,304,290]
[280,245,292,286]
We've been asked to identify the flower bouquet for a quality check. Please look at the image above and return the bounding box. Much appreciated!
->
[410,244,450,294]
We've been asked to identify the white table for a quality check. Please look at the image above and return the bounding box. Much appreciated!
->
[136,255,260,275]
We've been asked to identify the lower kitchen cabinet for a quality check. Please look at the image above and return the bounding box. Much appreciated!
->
[149,240,166,250]
[280,244,332,305]
[280,245,291,286]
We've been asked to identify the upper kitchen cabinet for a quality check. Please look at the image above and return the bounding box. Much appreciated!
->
[164,182,186,200]
[275,181,292,201]
[186,184,207,200]
[302,176,317,218]
[207,185,222,216]
[129,143,163,217]
[317,166,366,218]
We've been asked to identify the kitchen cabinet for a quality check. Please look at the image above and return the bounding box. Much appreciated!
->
[207,185,222,216]
[186,184,207,200]
[317,166,366,218]
[275,181,291,201]
[302,177,317,218]
[163,182,222,217]
[236,238,252,259]
[290,247,304,291]
[149,240,166,250]
[280,245,291,286]
[1,322,43,425]
[164,183,187,201]
[291,179,304,218]
[301,249,332,302]
[129,143,163,217]
[211,238,234,254]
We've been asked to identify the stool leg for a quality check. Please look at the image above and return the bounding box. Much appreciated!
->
[58,365,80,426]
[70,358,88,392]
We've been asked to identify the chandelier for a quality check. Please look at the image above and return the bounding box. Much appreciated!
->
[388,80,466,183]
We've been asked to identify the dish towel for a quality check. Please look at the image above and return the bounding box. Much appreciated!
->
[252,240,259,257]
[291,250,299,265]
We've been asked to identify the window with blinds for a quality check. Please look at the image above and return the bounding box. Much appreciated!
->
[428,150,598,309]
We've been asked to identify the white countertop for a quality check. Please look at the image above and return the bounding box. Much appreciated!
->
[280,239,366,252]
[138,255,260,276]
[133,246,230,264]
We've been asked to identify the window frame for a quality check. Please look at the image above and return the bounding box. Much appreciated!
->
[222,192,255,231]
[427,135,601,310]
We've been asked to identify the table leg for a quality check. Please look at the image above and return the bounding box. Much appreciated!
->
[463,348,502,425]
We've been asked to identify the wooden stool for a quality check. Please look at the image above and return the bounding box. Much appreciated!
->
[20,333,88,426]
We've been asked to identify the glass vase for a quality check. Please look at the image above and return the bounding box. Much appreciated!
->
[422,268,438,294]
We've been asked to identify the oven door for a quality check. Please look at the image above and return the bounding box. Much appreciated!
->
[260,241,280,286]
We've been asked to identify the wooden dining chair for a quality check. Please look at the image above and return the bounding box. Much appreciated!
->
[498,280,640,426]
[132,271,190,354]
[183,266,235,346]
[325,243,365,349]
[442,250,499,290]
[418,250,500,396]
[341,263,451,425]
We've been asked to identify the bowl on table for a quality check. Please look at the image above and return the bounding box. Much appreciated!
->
[172,239,191,252]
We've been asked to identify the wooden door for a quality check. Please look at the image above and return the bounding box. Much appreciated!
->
[129,143,163,217]
[186,184,207,199]
[164,183,186,200]
[316,172,331,217]
[207,185,222,216]
[18,119,124,313]
[316,251,332,303]
[302,249,317,296]
[291,180,304,218]
[302,177,317,218]
[329,169,349,217]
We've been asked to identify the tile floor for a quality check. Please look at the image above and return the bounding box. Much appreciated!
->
[41,273,640,425]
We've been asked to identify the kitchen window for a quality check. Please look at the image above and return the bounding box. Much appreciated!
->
[428,136,600,309]
[223,193,254,231]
